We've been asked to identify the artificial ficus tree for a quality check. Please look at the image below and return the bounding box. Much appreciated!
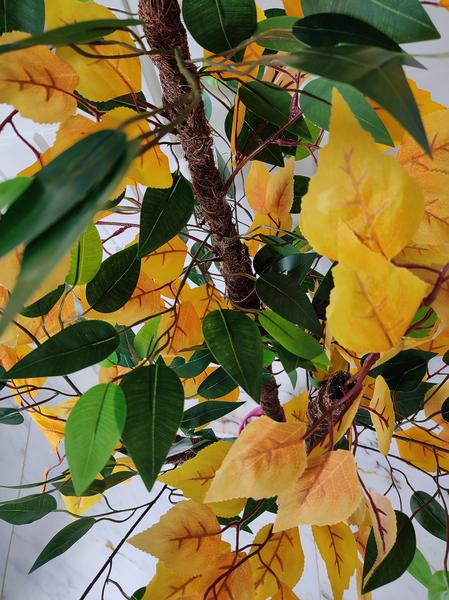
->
[1,0,449,598]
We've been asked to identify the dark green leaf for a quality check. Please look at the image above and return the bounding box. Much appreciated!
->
[20,285,65,318]
[255,16,305,52]
[229,109,285,167]
[55,479,105,497]
[182,0,257,55]
[0,131,134,336]
[362,511,416,593]
[0,177,32,211]
[300,77,394,145]
[66,223,103,286]
[121,364,184,491]
[203,310,263,401]
[294,13,403,51]
[394,382,433,419]
[312,266,334,320]
[429,571,449,600]
[0,493,56,525]
[239,81,312,140]
[103,470,136,489]
[442,398,449,422]
[115,327,139,368]
[301,0,439,43]
[29,518,96,573]
[138,174,194,258]
[259,311,329,371]
[198,367,238,399]
[0,0,44,35]
[0,407,24,425]
[4,321,120,379]
[407,548,433,589]
[283,45,429,153]
[410,491,447,541]
[86,245,141,313]
[256,272,322,335]
[181,401,244,430]
[171,349,213,378]
[0,19,141,54]
[65,384,127,496]
[370,350,435,391]
[131,588,147,600]
[291,175,310,213]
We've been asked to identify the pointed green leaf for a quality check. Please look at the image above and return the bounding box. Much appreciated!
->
[410,491,448,541]
[0,0,44,35]
[0,407,24,425]
[198,367,238,399]
[407,548,433,589]
[0,493,56,525]
[0,177,32,211]
[120,364,184,491]
[134,317,162,360]
[202,310,263,401]
[181,401,244,430]
[65,384,127,496]
[66,223,103,286]
[20,285,65,319]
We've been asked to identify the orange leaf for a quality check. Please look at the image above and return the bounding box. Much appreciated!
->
[369,376,394,455]
[396,425,449,472]
[266,157,295,219]
[140,236,187,286]
[158,300,203,358]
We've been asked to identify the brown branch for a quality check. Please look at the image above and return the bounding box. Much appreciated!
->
[138,0,283,421]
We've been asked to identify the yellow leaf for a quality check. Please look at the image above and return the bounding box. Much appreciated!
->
[245,161,271,214]
[142,560,203,600]
[396,425,449,472]
[300,90,424,261]
[231,91,246,158]
[0,32,79,123]
[327,224,427,354]
[250,524,304,599]
[204,42,263,84]
[29,398,77,452]
[205,416,307,502]
[364,490,397,585]
[182,285,229,320]
[312,522,358,600]
[275,450,362,531]
[158,441,245,518]
[272,583,301,600]
[246,211,292,256]
[128,500,230,574]
[284,391,308,423]
[158,301,203,358]
[282,0,304,16]
[140,236,187,286]
[98,364,131,384]
[97,108,172,188]
[266,157,295,219]
[61,491,102,516]
[46,0,141,102]
[201,551,255,600]
[369,376,394,455]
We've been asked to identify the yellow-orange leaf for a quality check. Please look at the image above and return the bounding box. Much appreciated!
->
[369,376,394,455]
[205,416,307,502]
[327,224,427,354]
[46,0,141,102]
[182,285,229,320]
[158,301,203,358]
[282,0,303,16]
[275,450,361,531]
[312,522,358,600]
[364,490,397,585]
[246,211,292,256]
[0,32,78,123]
[245,161,270,214]
[396,426,449,472]
[29,398,77,452]
[284,391,308,424]
[158,441,245,518]
[300,91,423,261]
[250,524,304,599]
[272,583,301,600]
[201,551,255,600]
[142,560,203,600]
[424,380,449,429]
[140,236,187,286]
[129,500,230,574]
[266,157,295,218]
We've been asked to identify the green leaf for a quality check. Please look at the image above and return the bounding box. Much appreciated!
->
[66,223,103,286]
[0,18,141,54]
[0,407,24,425]
[0,0,44,35]
[65,384,127,496]
[300,77,394,146]
[20,285,65,318]
[429,572,449,600]
[370,350,435,391]
[407,548,433,589]
[362,511,416,593]
[202,310,263,402]
[29,518,96,573]
[0,130,134,336]
[0,493,56,525]
[394,382,432,419]
[115,327,139,368]
[0,177,33,211]
[86,245,141,313]
[255,16,305,52]
[198,367,238,399]
[120,364,184,491]
[181,401,244,430]
[312,266,334,320]
[170,349,213,378]
[442,398,449,423]
[410,491,448,541]
[301,0,439,43]
[55,479,105,497]
[259,311,329,371]
[283,45,429,153]
[134,317,162,360]
[138,173,195,258]
[239,81,312,140]
[3,320,119,380]
[256,272,322,336]
[182,0,257,55]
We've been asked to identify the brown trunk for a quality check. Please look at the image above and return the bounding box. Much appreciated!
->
[139,0,283,421]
